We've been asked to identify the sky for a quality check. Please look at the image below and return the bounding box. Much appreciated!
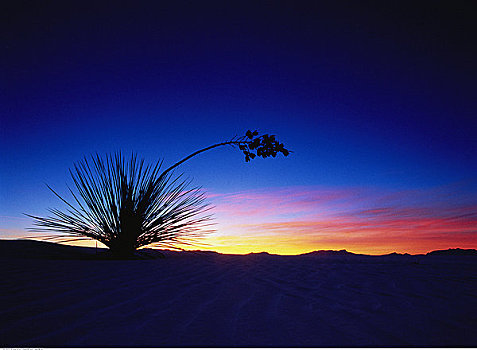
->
[1,0,476,254]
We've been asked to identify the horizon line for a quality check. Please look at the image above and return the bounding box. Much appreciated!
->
[2,238,475,258]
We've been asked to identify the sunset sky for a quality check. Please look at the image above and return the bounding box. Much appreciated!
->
[1,1,476,254]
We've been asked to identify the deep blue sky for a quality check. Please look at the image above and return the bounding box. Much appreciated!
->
[1,1,476,243]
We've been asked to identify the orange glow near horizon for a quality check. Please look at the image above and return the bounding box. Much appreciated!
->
[189,185,477,255]
[11,233,476,256]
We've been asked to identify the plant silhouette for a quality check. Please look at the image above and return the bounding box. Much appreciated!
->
[27,130,290,257]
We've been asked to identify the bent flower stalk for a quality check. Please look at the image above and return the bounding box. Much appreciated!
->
[27,130,290,257]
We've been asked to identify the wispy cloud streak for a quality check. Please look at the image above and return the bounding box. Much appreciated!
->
[206,183,477,254]
[4,185,476,255]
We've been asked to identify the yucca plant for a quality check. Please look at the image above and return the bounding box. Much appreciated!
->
[27,130,290,257]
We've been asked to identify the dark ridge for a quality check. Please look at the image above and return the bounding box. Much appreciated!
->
[0,239,165,260]
[246,252,272,256]
[0,239,102,260]
[1,240,476,260]
[300,249,357,257]
[185,249,221,255]
[426,248,477,256]
[380,252,412,257]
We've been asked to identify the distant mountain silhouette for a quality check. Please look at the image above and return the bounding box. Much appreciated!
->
[381,252,412,257]
[301,249,357,256]
[0,239,102,260]
[1,240,476,259]
[426,248,477,256]
[0,239,165,260]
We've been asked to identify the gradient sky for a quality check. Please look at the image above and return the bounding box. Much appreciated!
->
[1,0,476,254]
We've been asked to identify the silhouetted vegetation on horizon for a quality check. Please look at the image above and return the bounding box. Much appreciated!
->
[26,130,290,257]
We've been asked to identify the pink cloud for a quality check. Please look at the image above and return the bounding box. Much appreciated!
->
[208,186,360,219]
[3,184,475,255]
[205,184,477,254]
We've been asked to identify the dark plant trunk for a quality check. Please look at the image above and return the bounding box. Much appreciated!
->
[109,239,137,259]
[28,134,288,253]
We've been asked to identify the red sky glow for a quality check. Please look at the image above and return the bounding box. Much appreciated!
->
[198,184,477,255]
[2,184,475,256]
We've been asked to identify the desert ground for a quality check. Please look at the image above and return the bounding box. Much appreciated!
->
[1,239,476,347]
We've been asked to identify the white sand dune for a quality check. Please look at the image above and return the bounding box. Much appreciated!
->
[1,240,476,347]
